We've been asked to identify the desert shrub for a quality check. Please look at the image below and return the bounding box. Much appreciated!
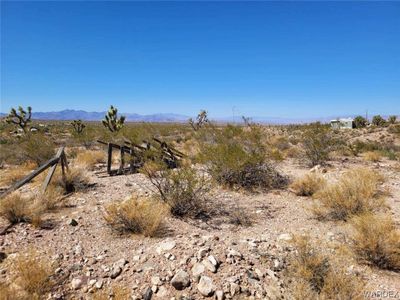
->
[0,193,41,226]
[20,134,55,167]
[104,196,167,237]
[363,151,382,162]
[350,213,400,271]
[198,124,287,191]
[51,166,91,193]
[290,173,326,196]
[75,150,105,169]
[287,235,364,299]
[34,186,65,211]
[372,115,386,127]
[13,250,55,298]
[312,168,385,221]
[301,123,336,167]
[141,162,210,217]
[353,116,368,128]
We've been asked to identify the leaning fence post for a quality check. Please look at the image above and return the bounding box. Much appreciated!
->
[107,143,112,174]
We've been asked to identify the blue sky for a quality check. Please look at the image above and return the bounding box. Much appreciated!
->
[1,1,399,118]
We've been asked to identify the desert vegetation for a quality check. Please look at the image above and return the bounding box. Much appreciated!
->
[0,107,399,299]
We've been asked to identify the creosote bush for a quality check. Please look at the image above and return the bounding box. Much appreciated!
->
[20,133,55,167]
[301,123,336,167]
[198,124,287,191]
[287,235,364,299]
[141,161,210,218]
[312,168,385,221]
[290,173,327,197]
[350,213,400,271]
[104,195,167,237]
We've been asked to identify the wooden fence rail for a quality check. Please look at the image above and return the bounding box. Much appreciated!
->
[0,147,67,199]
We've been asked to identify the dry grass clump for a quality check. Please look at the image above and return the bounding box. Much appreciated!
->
[75,150,105,169]
[141,161,210,218]
[0,193,41,226]
[350,213,400,271]
[0,161,36,187]
[12,251,55,299]
[290,173,326,196]
[287,235,364,299]
[51,166,91,193]
[34,186,65,211]
[312,168,385,221]
[104,195,167,237]
[363,151,382,162]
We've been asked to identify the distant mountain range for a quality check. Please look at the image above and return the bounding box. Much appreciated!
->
[0,110,189,123]
[0,109,395,124]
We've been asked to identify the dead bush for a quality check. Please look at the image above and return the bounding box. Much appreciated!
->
[141,161,210,218]
[287,235,364,299]
[198,125,287,191]
[12,250,55,299]
[312,168,385,221]
[75,150,105,169]
[350,213,400,271]
[104,195,167,237]
[290,173,326,196]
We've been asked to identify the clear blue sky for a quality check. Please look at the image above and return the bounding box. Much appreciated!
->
[1,1,399,118]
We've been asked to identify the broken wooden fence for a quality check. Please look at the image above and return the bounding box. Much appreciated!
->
[0,147,69,199]
[97,138,186,176]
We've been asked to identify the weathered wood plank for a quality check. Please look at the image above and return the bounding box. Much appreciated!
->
[41,147,65,193]
[0,151,62,198]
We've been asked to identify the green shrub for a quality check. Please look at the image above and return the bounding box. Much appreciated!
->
[20,133,55,167]
[141,161,210,218]
[301,123,335,167]
[198,124,287,191]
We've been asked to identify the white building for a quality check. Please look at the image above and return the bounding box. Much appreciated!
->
[330,118,354,129]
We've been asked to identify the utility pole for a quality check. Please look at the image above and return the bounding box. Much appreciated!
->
[232,106,236,124]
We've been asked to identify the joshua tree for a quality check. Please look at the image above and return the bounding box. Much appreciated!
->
[5,106,32,133]
[388,115,397,125]
[189,110,208,131]
[102,105,125,133]
[71,119,86,134]
[372,115,386,127]
[353,115,368,128]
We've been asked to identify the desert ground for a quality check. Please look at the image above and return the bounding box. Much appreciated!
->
[0,117,399,300]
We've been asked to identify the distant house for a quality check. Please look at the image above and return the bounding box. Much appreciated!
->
[330,118,354,129]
